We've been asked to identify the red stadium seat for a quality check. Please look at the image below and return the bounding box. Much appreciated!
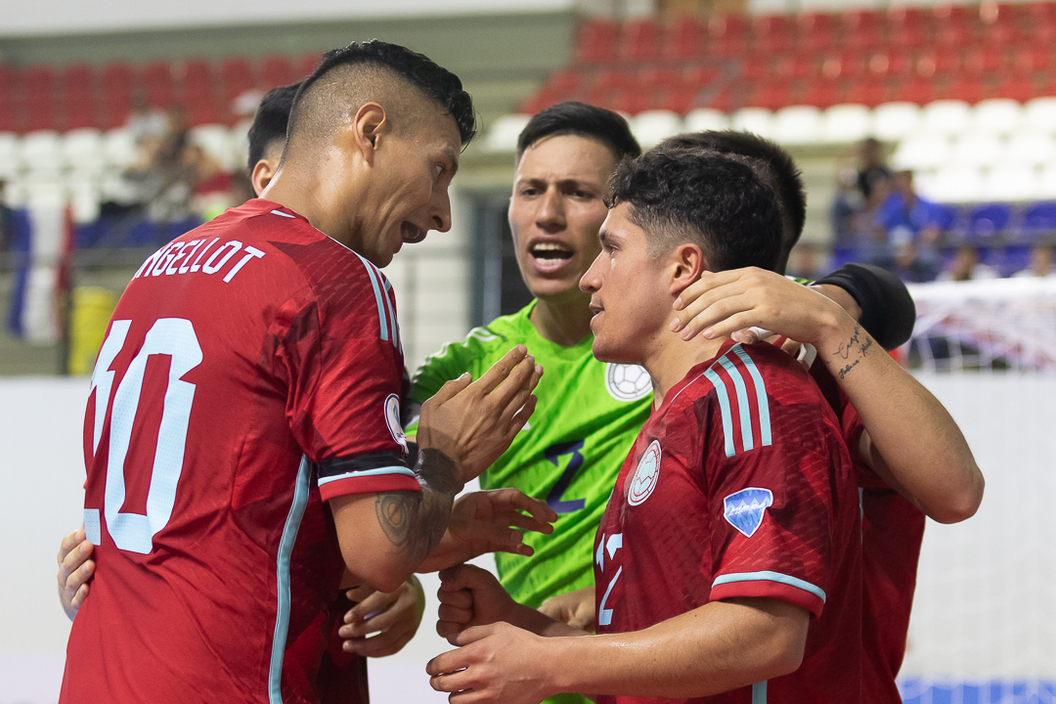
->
[752,14,792,53]
[186,97,223,127]
[946,76,986,103]
[22,64,55,103]
[741,54,770,82]
[61,64,98,130]
[832,50,866,79]
[261,55,296,88]
[782,52,819,80]
[796,12,838,51]
[888,6,934,47]
[221,57,256,102]
[800,79,842,109]
[868,49,913,78]
[1012,43,1052,75]
[746,80,792,110]
[182,59,214,101]
[995,77,1037,103]
[576,18,619,64]
[665,16,705,59]
[709,14,748,56]
[102,62,135,99]
[143,61,175,109]
[24,94,56,131]
[963,43,1006,75]
[896,76,936,104]
[841,10,883,48]
[845,77,888,107]
[620,19,660,60]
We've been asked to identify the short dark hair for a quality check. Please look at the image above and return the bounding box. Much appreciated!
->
[658,131,806,261]
[292,40,476,147]
[247,82,301,171]
[607,150,783,273]
[516,101,641,165]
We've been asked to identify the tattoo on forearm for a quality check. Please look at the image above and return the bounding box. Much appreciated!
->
[833,324,875,379]
[373,448,461,562]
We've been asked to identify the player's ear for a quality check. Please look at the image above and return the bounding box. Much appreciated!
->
[669,243,706,295]
[350,102,389,166]
[250,158,278,197]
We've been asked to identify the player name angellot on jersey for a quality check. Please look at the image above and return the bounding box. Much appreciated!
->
[133,234,267,284]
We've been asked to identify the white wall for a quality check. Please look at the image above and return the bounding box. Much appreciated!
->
[1,0,572,36]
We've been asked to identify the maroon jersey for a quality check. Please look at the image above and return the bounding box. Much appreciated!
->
[809,362,926,703]
[61,199,416,703]
[593,341,861,704]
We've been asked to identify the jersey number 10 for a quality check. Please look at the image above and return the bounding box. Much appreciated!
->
[84,318,203,555]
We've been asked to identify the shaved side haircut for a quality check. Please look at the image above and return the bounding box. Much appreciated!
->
[659,131,806,272]
[247,81,301,170]
[284,40,475,164]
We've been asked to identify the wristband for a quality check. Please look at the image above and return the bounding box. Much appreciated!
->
[815,263,916,350]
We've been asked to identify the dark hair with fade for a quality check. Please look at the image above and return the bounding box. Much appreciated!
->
[607,150,784,273]
[516,101,641,165]
[658,131,806,259]
[247,82,301,171]
[292,40,476,147]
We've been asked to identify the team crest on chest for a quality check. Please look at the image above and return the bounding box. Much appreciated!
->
[627,440,662,506]
[605,363,652,402]
[723,488,774,537]
[384,393,409,453]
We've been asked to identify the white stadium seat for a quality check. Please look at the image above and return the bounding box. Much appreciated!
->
[730,107,773,138]
[920,166,985,203]
[0,132,19,178]
[1005,132,1056,167]
[683,108,729,133]
[890,135,952,171]
[972,99,1023,136]
[1038,164,1056,199]
[950,133,1004,168]
[984,165,1040,202]
[1023,97,1056,134]
[819,104,872,144]
[872,102,922,141]
[20,130,63,174]
[772,105,822,145]
[190,124,236,171]
[103,128,137,169]
[482,113,530,153]
[631,110,683,148]
[920,100,973,137]
[63,128,104,167]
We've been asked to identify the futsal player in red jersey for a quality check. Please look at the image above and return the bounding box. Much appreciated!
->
[60,41,551,704]
[428,150,864,703]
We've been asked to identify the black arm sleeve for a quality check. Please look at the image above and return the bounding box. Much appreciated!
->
[815,263,916,351]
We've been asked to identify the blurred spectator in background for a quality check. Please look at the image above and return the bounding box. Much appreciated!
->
[876,169,942,282]
[126,92,167,148]
[1012,242,1055,278]
[184,144,235,221]
[831,163,864,245]
[0,179,14,254]
[786,241,826,281]
[857,137,892,201]
[939,242,1000,282]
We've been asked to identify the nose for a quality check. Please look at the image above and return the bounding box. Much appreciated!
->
[430,186,452,233]
[580,250,605,293]
[536,187,565,231]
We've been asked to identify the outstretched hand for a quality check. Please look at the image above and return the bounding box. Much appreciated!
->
[418,488,558,573]
[417,345,543,484]
[339,577,426,658]
[57,526,95,622]
[670,268,848,347]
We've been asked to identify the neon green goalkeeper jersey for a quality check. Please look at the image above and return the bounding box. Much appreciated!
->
[408,300,652,609]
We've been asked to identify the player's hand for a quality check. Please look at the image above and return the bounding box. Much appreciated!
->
[339,576,426,658]
[417,345,543,483]
[670,268,848,347]
[418,488,558,573]
[427,621,556,704]
[538,586,596,631]
[57,525,95,622]
[435,564,520,641]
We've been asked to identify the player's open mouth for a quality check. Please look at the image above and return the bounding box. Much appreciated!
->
[402,222,426,244]
[529,242,574,270]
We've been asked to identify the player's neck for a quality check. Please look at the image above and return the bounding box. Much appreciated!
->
[260,167,358,248]
[642,322,728,406]
[529,292,593,347]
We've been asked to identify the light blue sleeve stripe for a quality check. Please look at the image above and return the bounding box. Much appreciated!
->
[712,570,826,604]
[703,366,736,458]
[752,681,767,704]
[732,345,772,447]
[317,465,417,486]
[718,354,755,453]
[355,254,390,343]
[269,456,312,704]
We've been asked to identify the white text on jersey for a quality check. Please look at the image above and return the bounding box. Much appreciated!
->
[133,238,266,284]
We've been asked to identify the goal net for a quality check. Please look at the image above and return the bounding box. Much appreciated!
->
[897,277,1056,704]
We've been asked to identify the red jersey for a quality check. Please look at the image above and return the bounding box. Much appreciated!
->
[809,362,926,703]
[593,341,861,704]
[61,199,417,703]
